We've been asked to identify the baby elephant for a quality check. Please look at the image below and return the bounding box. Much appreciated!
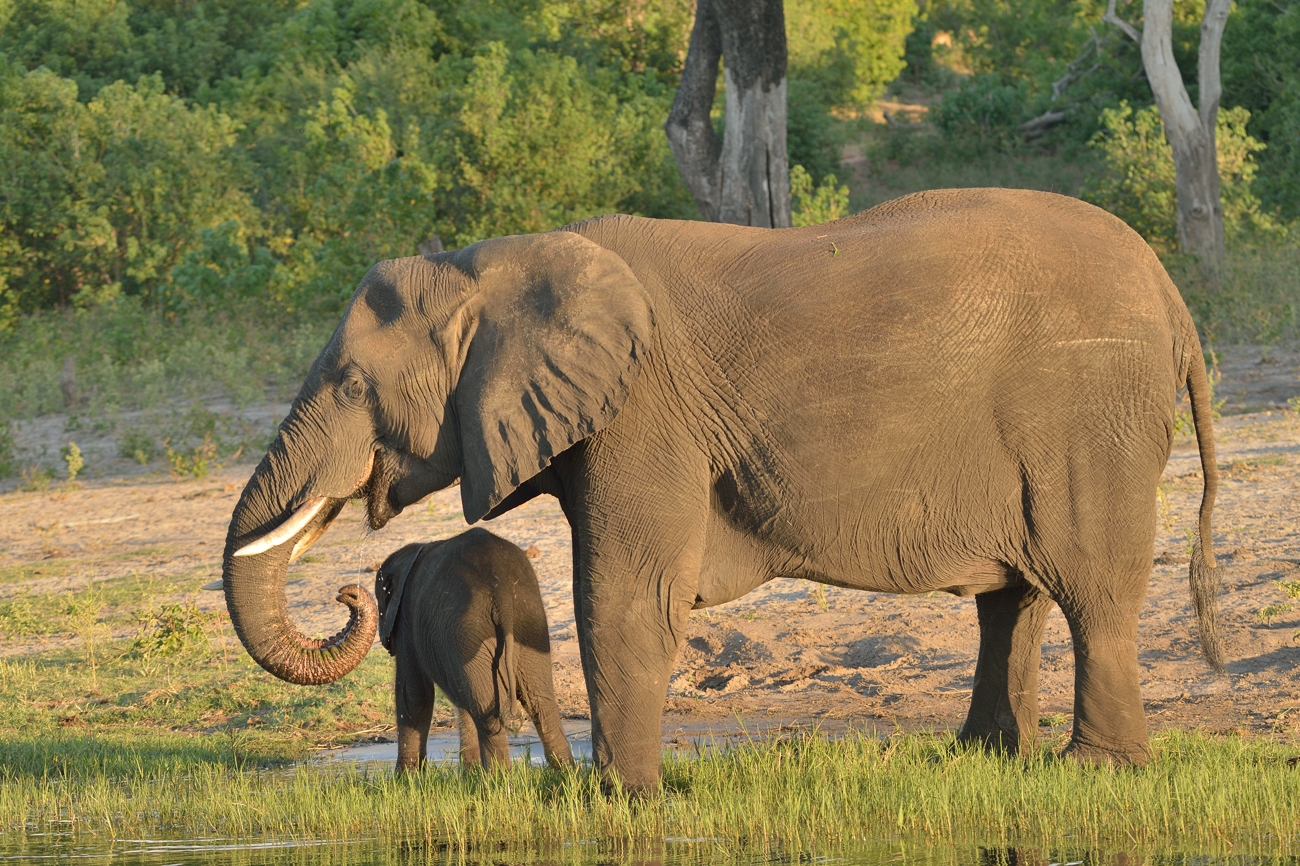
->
[375,528,573,771]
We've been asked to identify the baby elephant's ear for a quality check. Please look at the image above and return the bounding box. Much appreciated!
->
[455,231,654,523]
[376,544,425,653]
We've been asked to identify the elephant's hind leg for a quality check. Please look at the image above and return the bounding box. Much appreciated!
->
[457,706,482,767]
[1059,592,1150,765]
[517,658,574,767]
[958,581,1052,753]
[475,717,510,769]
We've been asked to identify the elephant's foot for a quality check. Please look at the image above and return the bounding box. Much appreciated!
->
[1062,733,1151,766]
[599,770,659,800]
[956,725,1022,755]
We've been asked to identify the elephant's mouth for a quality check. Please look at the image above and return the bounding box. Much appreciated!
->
[361,447,404,530]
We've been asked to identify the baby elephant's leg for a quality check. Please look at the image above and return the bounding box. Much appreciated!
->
[518,650,573,767]
[475,716,511,769]
[456,706,481,767]
[395,669,435,773]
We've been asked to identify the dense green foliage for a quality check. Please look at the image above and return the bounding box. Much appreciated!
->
[0,0,917,329]
[903,0,1298,224]
[1222,0,1300,220]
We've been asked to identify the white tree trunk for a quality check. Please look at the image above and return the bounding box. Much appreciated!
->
[665,0,791,228]
[717,70,790,226]
[1140,0,1231,272]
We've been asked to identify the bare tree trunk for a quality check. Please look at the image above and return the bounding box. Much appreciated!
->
[665,0,791,228]
[1107,0,1230,274]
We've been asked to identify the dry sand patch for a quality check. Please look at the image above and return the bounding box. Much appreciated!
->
[1,345,1299,741]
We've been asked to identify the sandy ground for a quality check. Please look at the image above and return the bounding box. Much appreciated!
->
[2,345,1299,744]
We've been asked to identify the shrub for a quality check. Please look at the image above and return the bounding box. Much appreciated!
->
[932,74,1031,154]
[133,601,214,658]
[0,420,15,478]
[791,165,850,227]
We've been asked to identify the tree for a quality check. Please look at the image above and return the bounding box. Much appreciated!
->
[664,0,791,227]
[1105,0,1232,274]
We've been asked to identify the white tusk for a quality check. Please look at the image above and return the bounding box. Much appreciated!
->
[202,579,224,591]
[234,496,329,557]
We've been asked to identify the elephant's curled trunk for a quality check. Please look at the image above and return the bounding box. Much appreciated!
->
[223,497,377,685]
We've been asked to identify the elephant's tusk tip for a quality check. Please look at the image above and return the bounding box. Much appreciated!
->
[231,496,330,558]
[202,579,224,591]
[233,538,274,557]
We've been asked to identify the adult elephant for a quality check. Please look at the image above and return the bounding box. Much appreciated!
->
[222,188,1223,791]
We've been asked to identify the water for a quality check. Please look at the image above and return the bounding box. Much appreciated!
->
[0,837,1288,866]
[313,721,595,768]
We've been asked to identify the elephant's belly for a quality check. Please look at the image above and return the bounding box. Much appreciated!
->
[695,510,1024,606]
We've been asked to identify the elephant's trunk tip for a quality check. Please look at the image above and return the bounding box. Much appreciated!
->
[292,584,379,681]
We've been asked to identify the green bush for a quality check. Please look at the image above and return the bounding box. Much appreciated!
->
[0,66,258,315]
[933,74,1031,154]
[791,165,850,227]
[133,601,214,658]
[0,419,15,477]
[1221,0,1300,220]
[785,0,915,110]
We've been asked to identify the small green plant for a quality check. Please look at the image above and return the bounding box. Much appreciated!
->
[133,601,215,658]
[1155,486,1175,532]
[164,433,220,479]
[1257,579,1300,635]
[807,581,829,611]
[18,465,54,492]
[0,420,16,478]
[0,593,42,637]
[119,427,162,464]
[60,442,83,482]
[64,588,106,689]
[791,165,851,227]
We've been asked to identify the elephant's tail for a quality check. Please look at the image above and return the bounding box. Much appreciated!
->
[1183,330,1225,673]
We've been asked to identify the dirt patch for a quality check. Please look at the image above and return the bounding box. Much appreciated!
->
[2,344,1299,742]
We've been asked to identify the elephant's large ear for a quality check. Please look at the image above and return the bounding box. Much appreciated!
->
[454,231,653,523]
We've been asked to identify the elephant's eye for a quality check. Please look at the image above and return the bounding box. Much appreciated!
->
[341,375,368,404]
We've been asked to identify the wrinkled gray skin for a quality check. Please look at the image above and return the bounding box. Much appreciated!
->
[375,529,573,771]
[222,188,1224,792]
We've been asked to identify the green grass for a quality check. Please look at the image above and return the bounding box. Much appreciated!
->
[0,298,331,422]
[1172,239,1300,347]
[0,573,397,750]
[0,729,1295,855]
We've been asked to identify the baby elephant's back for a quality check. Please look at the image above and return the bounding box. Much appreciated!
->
[417,528,550,653]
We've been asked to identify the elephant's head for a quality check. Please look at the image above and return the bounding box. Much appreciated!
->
[222,229,653,685]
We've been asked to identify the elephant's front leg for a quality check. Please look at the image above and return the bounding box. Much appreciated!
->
[958,581,1052,753]
[576,558,695,793]
[395,666,435,773]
